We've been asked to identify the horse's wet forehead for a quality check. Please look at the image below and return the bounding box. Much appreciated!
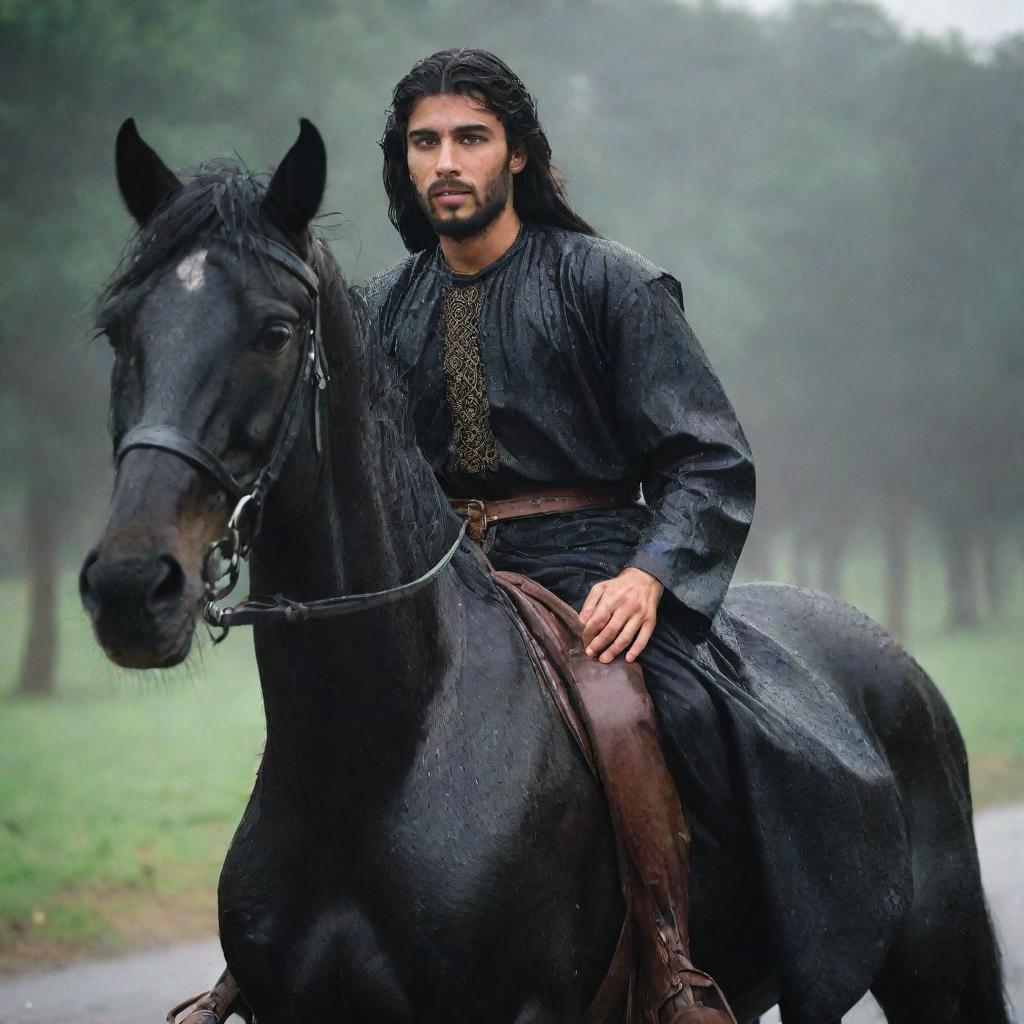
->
[138,249,309,338]
[135,262,239,399]
[133,255,293,368]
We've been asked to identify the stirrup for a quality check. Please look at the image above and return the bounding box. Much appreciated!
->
[660,968,738,1024]
[166,970,248,1024]
[166,990,219,1024]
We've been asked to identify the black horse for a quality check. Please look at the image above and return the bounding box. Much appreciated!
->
[80,121,1009,1024]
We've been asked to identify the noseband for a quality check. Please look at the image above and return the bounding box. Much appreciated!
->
[114,235,465,640]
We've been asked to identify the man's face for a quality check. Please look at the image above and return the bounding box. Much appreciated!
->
[406,92,526,241]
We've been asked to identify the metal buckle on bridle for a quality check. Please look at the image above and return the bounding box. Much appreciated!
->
[202,493,258,641]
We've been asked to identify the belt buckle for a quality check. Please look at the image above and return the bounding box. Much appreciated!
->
[464,498,487,543]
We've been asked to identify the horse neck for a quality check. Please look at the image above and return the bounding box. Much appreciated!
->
[247,261,464,804]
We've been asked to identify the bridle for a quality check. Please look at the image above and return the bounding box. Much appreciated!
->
[114,235,466,641]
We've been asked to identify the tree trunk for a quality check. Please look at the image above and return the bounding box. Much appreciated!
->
[819,511,853,599]
[15,480,59,698]
[941,523,979,632]
[980,529,1008,621]
[882,489,910,642]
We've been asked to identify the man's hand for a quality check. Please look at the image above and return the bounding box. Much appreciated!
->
[579,567,664,664]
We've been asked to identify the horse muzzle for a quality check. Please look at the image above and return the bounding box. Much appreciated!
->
[79,545,199,668]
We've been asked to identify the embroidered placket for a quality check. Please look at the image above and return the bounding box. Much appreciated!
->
[442,284,497,474]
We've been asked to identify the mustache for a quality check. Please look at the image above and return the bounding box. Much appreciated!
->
[428,179,476,199]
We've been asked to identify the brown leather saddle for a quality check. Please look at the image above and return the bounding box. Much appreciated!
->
[492,569,735,1024]
[169,568,735,1024]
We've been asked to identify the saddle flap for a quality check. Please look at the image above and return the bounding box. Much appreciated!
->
[490,569,736,1024]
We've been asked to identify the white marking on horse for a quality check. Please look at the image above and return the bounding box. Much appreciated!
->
[176,250,208,292]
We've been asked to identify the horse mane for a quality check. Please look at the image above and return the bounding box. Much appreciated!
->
[314,238,459,568]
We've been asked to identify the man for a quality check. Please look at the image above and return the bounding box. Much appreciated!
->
[364,47,754,1022]
[366,46,752,828]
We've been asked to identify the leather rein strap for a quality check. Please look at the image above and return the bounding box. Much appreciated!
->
[209,520,467,629]
[113,235,464,636]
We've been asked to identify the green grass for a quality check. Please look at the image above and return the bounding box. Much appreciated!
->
[0,573,265,963]
[0,540,1021,959]
[905,625,1024,806]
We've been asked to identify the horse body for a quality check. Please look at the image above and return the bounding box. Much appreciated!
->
[80,121,1009,1024]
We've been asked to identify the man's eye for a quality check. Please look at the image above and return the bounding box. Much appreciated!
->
[461,135,484,144]
[256,323,293,354]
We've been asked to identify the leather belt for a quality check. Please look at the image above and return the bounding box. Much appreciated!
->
[449,484,639,543]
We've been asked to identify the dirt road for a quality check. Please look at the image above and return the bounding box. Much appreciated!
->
[1,804,1020,1023]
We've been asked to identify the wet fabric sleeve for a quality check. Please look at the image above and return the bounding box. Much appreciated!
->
[609,276,755,626]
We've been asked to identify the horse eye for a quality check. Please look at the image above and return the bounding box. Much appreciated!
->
[257,322,293,353]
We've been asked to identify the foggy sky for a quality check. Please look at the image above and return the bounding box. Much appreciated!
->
[716,0,1023,44]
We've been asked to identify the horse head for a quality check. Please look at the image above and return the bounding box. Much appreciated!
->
[80,119,328,668]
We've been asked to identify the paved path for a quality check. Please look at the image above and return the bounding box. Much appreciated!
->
[1,804,1020,1023]
[0,939,224,1024]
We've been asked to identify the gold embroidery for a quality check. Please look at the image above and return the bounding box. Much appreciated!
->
[442,285,497,474]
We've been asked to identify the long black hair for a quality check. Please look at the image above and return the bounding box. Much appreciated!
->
[380,48,597,253]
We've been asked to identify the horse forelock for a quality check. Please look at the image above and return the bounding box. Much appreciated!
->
[95,161,301,329]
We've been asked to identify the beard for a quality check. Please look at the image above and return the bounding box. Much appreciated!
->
[417,163,513,241]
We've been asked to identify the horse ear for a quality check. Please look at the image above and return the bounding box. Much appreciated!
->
[263,119,326,239]
[115,119,183,226]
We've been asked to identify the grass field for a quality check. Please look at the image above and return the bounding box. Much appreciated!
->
[1,540,1021,967]
[0,577,265,968]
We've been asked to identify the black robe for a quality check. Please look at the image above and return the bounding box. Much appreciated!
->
[359,224,908,1023]
[364,224,754,624]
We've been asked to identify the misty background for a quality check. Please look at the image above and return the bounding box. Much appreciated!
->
[0,0,1021,975]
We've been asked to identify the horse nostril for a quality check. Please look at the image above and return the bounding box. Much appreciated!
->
[79,550,101,617]
[148,555,186,612]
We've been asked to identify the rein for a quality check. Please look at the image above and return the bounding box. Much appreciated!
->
[114,235,464,640]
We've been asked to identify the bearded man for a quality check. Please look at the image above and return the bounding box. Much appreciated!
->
[362,47,755,1021]
[366,47,752,833]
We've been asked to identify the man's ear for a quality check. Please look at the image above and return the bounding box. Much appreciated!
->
[510,145,527,175]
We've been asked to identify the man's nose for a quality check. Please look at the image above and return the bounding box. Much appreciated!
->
[435,138,461,177]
